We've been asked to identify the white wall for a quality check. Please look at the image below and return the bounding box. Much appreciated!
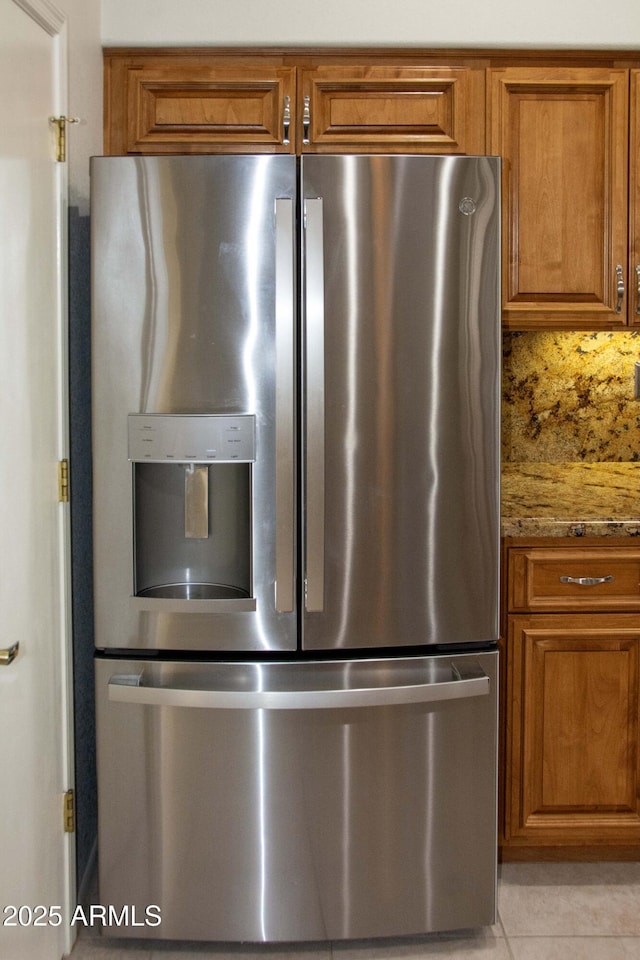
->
[62,0,102,213]
[101,0,640,49]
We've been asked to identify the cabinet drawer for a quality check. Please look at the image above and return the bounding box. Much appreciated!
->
[299,65,485,154]
[508,547,640,612]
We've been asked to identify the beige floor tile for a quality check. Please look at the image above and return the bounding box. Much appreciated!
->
[621,941,640,959]
[498,862,640,937]
[508,937,636,959]
[72,939,333,960]
[69,939,152,959]
[332,931,509,959]
[149,944,332,960]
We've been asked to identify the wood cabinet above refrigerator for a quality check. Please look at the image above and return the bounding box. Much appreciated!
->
[103,50,486,156]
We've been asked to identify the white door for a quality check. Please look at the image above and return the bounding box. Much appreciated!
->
[0,1,74,958]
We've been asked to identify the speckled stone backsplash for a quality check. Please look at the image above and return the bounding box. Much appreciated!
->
[502,331,640,463]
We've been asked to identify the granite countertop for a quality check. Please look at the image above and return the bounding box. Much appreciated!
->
[502,462,640,538]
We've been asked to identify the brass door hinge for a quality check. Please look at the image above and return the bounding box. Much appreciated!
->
[58,459,69,503]
[48,115,79,163]
[63,789,75,833]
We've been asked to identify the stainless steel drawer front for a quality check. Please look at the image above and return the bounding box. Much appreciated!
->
[96,651,498,942]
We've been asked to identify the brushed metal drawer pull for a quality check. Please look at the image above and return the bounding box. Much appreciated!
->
[560,575,614,586]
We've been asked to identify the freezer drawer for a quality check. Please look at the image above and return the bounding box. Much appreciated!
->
[95,651,498,942]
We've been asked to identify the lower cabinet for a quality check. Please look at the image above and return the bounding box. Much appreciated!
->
[502,542,640,858]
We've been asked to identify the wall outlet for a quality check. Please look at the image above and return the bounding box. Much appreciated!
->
[636,362,640,400]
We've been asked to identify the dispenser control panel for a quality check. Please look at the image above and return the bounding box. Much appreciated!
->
[128,414,256,463]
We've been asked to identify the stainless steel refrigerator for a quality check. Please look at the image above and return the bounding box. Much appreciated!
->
[91,154,500,942]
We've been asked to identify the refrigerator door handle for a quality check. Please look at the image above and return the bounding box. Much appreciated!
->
[108,666,490,711]
[304,197,325,613]
[274,198,296,613]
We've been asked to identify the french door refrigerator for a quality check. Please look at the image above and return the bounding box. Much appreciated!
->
[91,154,501,942]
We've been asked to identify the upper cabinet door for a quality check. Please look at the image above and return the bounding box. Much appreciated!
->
[104,52,296,155]
[631,71,640,325]
[104,53,486,158]
[489,67,629,329]
[299,64,485,154]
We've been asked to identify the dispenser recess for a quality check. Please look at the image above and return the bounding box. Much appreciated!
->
[129,415,255,604]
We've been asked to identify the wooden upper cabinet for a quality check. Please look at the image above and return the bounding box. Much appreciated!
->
[103,51,486,157]
[488,67,630,329]
[104,53,296,154]
[299,64,485,154]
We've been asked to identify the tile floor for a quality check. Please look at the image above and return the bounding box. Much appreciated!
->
[69,862,640,960]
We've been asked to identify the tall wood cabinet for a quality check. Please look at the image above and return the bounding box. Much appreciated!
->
[503,541,640,858]
[488,67,640,329]
[103,50,486,156]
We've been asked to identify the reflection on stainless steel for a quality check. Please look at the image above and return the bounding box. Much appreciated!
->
[92,155,499,653]
[303,197,326,613]
[300,156,500,650]
[136,582,249,601]
[92,156,297,651]
[96,652,498,941]
[274,198,296,614]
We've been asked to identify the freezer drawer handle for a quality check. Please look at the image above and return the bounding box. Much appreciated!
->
[108,667,490,711]
[559,575,614,586]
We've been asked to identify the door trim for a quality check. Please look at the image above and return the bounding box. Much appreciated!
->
[12,0,64,34]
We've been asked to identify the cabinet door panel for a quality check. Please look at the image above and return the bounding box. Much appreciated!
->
[300,65,485,154]
[631,70,640,325]
[489,68,629,329]
[104,54,296,154]
[507,615,640,846]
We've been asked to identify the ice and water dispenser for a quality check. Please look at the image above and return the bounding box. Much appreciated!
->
[128,414,255,604]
